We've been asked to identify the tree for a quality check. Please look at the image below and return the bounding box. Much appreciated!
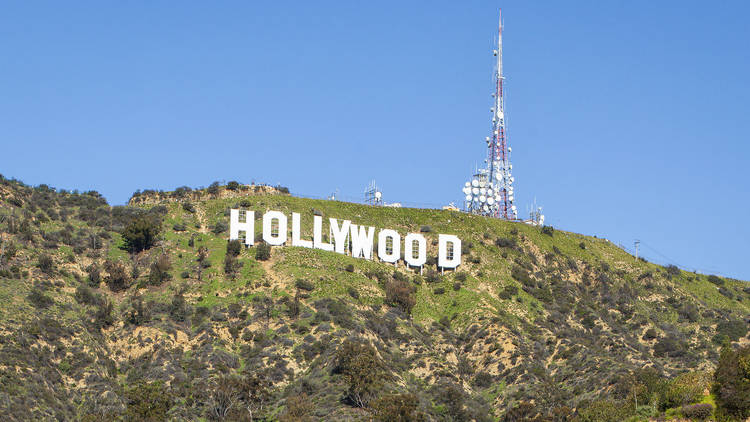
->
[122,216,160,253]
[713,345,750,420]
[334,339,385,408]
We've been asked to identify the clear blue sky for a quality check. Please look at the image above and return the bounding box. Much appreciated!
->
[1,1,748,280]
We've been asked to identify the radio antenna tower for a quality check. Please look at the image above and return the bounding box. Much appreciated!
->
[462,9,518,219]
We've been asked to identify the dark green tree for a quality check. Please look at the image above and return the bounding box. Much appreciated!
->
[122,216,160,253]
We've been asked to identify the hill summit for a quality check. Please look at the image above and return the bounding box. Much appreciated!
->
[0,175,748,421]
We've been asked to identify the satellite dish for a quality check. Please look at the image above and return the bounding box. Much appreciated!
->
[465,194,472,201]
[472,187,479,195]
[375,191,382,199]
[508,147,512,152]
[480,187,487,195]
[487,197,495,205]
[487,188,493,196]
[471,179,479,187]
[464,182,470,187]
[462,187,470,195]
[479,195,486,202]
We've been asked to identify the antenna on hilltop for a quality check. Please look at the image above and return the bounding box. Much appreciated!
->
[364,180,383,206]
[461,9,517,220]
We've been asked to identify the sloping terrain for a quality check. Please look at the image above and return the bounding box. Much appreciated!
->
[0,176,748,421]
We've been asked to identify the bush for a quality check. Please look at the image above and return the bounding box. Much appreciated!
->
[661,372,710,409]
[715,320,748,342]
[182,202,195,213]
[226,181,240,191]
[665,264,680,277]
[681,403,713,420]
[212,220,228,234]
[295,279,315,291]
[371,393,425,422]
[454,272,467,282]
[579,242,586,250]
[255,242,271,261]
[148,254,172,286]
[419,225,432,233]
[511,265,532,286]
[495,237,516,248]
[86,263,101,287]
[541,225,554,237]
[226,239,243,257]
[707,274,725,286]
[122,216,160,253]
[425,270,441,283]
[499,284,518,300]
[345,264,355,272]
[385,279,416,314]
[28,288,54,309]
[124,381,173,421]
[37,253,55,275]
[433,287,445,295]
[104,260,132,292]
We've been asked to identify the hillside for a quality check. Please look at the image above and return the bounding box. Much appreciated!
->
[0,176,748,421]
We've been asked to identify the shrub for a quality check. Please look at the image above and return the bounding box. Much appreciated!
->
[295,279,315,291]
[511,265,532,286]
[425,270,441,283]
[124,381,173,421]
[28,288,54,309]
[223,254,241,278]
[255,242,271,261]
[661,372,710,409]
[226,239,243,257]
[371,393,425,422]
[172,222,186,232]
[212,220,228,234]
[541,225,554,236]
[707,274,725,286]
[37,253,55,275]
[348,287,360,299]
[579,242,586,250]
[681,403,713,420]
[122,216,160,253]
[226,180,240,191]
[499,284,518,300]
[453,282,461,291]
[665,264,680,277]
[433,287,445,295]
[495,237,516,248]
[715,320,748,342]
[104,260,132,292]
[385,279,416,314]
[419,225,432,233]
[182,202,195,213]
[454,272,467,282]
[345,264,355,272]
[148,253,172,286]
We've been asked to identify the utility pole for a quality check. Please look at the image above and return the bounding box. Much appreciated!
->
[634,240,640,261]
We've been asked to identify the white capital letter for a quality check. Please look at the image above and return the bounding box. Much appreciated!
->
[378,229,401,264]
[350,224,375,259]
[292,212,312,248]
[438,234,461,269]
[330,218,351,254]
[230,209,254,246]
[262,211,287,246]
[313,215,334,251]
[404,233,426,267]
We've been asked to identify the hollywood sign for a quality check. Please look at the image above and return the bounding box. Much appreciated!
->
[229,209,462,269]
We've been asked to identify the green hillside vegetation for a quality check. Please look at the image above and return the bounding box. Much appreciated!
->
[0,176,748,421]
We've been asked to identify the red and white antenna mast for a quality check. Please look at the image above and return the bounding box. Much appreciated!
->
[462,9,517,219]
